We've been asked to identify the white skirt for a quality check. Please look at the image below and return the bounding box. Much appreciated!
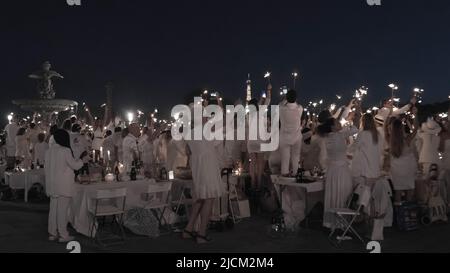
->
[390,154,417,191]
[323,161,354,229]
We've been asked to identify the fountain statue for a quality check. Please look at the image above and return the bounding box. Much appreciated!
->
[28,61,64,99]
[13,61,78,124]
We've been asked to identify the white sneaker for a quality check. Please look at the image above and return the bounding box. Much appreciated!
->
[48,235,58,241]
[58,236,75,243]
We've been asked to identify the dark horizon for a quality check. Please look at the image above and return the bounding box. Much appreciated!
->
[1,0,450,124]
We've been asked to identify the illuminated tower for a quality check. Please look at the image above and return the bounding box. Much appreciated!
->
[246,73,252,103]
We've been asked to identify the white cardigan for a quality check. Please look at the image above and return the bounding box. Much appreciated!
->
[349,130,384,179]
[45,144,84,197]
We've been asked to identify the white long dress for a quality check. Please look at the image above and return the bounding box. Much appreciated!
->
[323,126,358,229]
[390,144,418,191]
[187,138,223,200]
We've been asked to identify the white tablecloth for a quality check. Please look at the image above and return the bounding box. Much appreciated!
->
[70,179,156,237]
[271,175,324,230]
[4,169,46,202]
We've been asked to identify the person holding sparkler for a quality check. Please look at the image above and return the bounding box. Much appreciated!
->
[349,113,384,185]
[389,118,418,203]
[247,82,272,194]
[418,117,442,175]
[317,114,358,229]
[279,89,304,177]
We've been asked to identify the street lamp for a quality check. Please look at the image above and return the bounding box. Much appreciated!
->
[388,83,398,99]
[127,112,134,124]
[264,72,271,84]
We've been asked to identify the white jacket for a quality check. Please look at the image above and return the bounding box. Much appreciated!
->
[45,144,83,197]
[349,130,384,179]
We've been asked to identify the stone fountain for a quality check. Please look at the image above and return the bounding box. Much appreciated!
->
[12,61,78,123]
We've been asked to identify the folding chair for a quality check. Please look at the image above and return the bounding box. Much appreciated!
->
[172,181,194,219]
[328,184,372,246]
[88,187,127,246]
[140,182,173,231]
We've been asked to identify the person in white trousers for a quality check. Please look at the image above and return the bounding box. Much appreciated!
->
[45,129,88,243]
[279,89,303,176]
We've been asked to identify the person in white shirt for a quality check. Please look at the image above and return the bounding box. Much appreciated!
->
[418,117,442,174]
[27,123,40,154]
[101,130,115,165]
[34,133,49,166]
[349,113,384,186]
[112,127,124,163]
[4,118,19,168]
[16,127,31,168]
[92,119,104,162]
[70,124,89,160]
[377,96,416,123]
[122,123,140,174]
[279,89,303,176]
[45,129,87,243]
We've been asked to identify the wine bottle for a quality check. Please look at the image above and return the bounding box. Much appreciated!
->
[296,161,304,183]
[130,161,137,181]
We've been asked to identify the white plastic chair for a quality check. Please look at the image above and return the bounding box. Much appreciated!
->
[328,184,372,246]
[140,182,173,229]
[88,187,127,246]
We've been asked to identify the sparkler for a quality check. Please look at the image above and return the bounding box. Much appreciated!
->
[336,95,342,100]
[354,86,368,101]
[329,104,336,112]
[413,87,424,104]
[388,83,399,100]
[264,72,271,84]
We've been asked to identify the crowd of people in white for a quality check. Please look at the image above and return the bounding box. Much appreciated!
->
[2,85,450,243]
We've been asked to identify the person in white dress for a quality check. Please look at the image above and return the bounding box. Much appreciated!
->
[122,124,140,174]
[279,89,303,176]
[389,118,418,203]
[350,113,384,185]
[70,124,89,161]
[167,137,188,173]
[112,127,124,163]
[4,118,19,168]
[182,120,223,244]
[26,123,40,157]
[15,128,31,168]
[246,84,271,191]
[418,117,441,175]
[34,133,49,165]
[317,116,358,229]
[45,129,87,242]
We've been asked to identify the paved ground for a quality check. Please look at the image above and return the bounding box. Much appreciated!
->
[0,200,449,253]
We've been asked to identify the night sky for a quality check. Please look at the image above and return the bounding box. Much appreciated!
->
[1,0,450,124]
